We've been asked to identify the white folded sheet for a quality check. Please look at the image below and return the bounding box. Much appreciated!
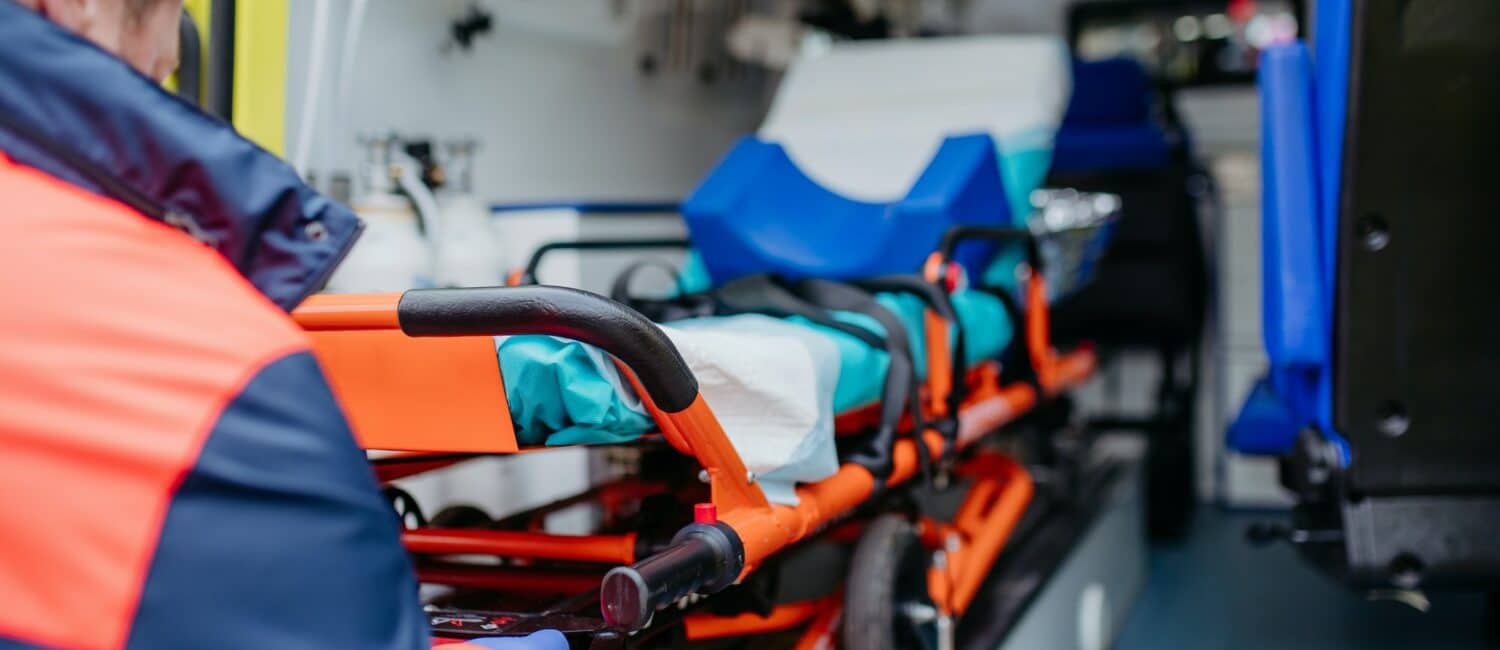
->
[662,315,841,505]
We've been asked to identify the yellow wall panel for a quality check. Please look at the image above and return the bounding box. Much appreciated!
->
[232,0,289,156]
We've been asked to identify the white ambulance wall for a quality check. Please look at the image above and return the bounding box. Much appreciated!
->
[283,2,1278,508]
[283,1,765,521]
[284,1,766,203]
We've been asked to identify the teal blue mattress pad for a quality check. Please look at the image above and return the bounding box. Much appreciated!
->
[496,290,1013,447]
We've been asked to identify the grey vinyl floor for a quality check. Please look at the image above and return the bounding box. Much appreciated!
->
[1114,508,1491,649]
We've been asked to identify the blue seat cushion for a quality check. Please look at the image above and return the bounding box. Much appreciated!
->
[1063,58,1154,125]
[1049,57,1171,175]
[1050,124,1170,174]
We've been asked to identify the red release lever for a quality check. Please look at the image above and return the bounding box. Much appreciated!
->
[693,502,718,525]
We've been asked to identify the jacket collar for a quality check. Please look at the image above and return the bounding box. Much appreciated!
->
[0,0,361,310]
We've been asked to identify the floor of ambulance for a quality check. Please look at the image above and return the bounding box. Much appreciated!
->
[1116,508,1491,650]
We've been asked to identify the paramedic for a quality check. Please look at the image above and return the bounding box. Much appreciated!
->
[0,0,429,647]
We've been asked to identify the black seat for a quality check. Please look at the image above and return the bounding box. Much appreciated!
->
[1046,58,1210,540]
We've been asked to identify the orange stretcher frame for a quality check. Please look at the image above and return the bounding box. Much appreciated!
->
[292,272,1095,638]
[297,294,519,454]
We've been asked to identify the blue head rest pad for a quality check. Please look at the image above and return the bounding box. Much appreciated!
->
[1050,57,1169,174]
[683,133,1011,285]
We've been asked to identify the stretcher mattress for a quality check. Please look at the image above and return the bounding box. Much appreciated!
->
[498,289,1003,427]
[497,289,1011,504]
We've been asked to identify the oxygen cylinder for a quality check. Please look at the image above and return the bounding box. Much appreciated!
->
[324,133,433,292]
[432,138,504,287]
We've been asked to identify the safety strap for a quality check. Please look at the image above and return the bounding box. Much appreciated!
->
[854,274,967,439]
[711,276,887,349]
[612,272,919,481]
[791,278,928,483]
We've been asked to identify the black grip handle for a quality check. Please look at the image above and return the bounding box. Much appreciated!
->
[600,523,743,631]
[937,226,1042,272]
[397,286,699,412]
[521,238,691,285]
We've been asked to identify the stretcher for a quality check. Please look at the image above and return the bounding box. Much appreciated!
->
[293,215,1111,647]
[303,37,1112,646]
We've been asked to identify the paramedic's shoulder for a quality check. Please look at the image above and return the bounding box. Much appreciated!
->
[0,152,427,649]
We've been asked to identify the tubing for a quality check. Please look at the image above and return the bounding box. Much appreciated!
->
[393,150,445,275]
[335,0,370,171]
[404,529,637,565]
[291,0,331,176]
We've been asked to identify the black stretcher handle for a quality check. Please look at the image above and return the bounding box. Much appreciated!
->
[398,286,699,413]
[520,238,692,285]
[937,226,1043,272]
[601,523,744,632]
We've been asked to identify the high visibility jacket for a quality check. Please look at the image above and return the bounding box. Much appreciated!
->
[0,3,429,648]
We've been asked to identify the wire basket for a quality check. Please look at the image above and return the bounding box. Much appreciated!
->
[1027,188,1122,301]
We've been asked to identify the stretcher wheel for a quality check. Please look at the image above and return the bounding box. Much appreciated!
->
[843,514,939,650]
[384,487,426,529]
[430,504,493,529]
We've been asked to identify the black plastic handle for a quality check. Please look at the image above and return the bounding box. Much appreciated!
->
[600,523,743,631]
[937,226,1042,272]
[520,238,691,285]
[397,286,699,413]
